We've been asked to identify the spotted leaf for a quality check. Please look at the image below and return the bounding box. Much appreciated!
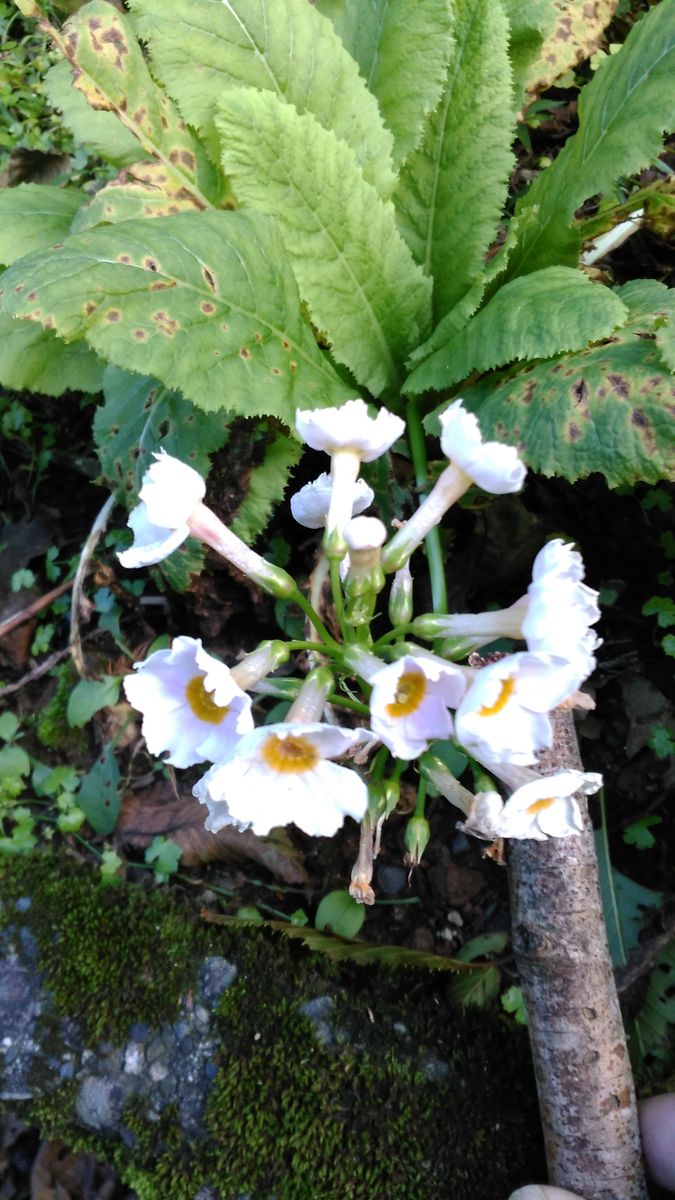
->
[0,312,104,396]
[72,163,204,232]
[0,211,352,423]
[0,184,84,266]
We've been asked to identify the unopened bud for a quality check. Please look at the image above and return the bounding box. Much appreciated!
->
[404,816,430,867]
[287,666,334,724]
[388,563,413,627]
[230,640,290,691]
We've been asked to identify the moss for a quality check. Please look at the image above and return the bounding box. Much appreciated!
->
[0,850,213,1042]
[0,852,545,1200]
[35,661,87,756]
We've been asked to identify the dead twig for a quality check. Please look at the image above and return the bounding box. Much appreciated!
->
[0,578,75,640]
[70,494,116,679]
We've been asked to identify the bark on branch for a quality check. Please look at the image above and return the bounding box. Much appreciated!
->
[507,709,647,1200]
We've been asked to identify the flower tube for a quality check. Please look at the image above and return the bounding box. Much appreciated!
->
[382,400,526,572]
[118,450,295,597]
[295,399,404,557]
[123,635,254,768]
[290,473,374,529]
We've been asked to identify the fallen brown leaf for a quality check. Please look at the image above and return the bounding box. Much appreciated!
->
[117,780,307,884]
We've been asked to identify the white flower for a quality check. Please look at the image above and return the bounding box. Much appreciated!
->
[193,723,370,837]
[295,399,404,461]
[382,400,525,572]
[454,652,581,767]
[118,450,205,569]
[290,473,374,530]
[439,400,526,494]
[413,539,601,686]
[123,636,254,769]
[462,770,602,841]
[295,400,404,552]
[369,654,466,760]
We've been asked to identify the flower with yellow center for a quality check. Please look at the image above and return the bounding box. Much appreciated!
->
[193,722,371,837]
[123,636,253,768]
[369,654,466,760]
[454,652,582,768]
[461,770,602,841]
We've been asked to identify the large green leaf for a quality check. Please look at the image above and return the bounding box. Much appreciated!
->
[500,0,556,109]
[427,281,675,486]
[404,267,628,394]
[0,313,104,396]
[231,428,302,545]
[627,938,675,1072]
[94,366,231,498]
[315,0,454,169]
[395,0,514,322]
[45,60,140,166]
[52,0,219,209]
[216,89,431,399]
[0,211,352,422]
[129,0,395,198]
[0,185,84,265]
[507,0,675,279]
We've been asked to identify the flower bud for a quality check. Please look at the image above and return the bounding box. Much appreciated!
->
[287,667,335,724]
[404,815,430,867]
[388,563,413,627]
[230,640,291,691]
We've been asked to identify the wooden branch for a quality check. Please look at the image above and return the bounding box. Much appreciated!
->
[507,709,647,1200]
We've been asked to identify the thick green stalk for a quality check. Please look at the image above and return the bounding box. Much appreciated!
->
[405,397,448,614]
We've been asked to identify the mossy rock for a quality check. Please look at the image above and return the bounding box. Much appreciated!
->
[0,852,544,1199]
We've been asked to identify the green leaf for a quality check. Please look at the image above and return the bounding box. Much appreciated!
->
[405,267,628,394]
[448,965,501,1008]
[0,744,31,781]
[316,0,454,170]
[628,938,675,1072]
[595,830,662,967]
[455,932,508,961]
[516,0,618,103]
[216,89,431,398]
[0,712,20,742]
[501,984,528,1025]
[0,211,352,422]
[204,911,476,971]
[429,283,675,486]
[145,834,182,882]
[72,162,205,233]
[395,0,514,322]
[642,596,675,628]
[656,314,675,374]
[0,184,84,265]
[315,890,365,939]
[0,313,104,396]
[94,366,231,498]
[67,675,121,728]
[54,1,218,209]
[501,0,556,109]
[662,633,675,657]
[45,59,140,165]
[507,0,675,278]
[622,816,661,851]
[77,742,121,835]
[129,0,395,198]
[231,427,302,546]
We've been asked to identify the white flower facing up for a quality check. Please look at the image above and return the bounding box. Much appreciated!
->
[454,652,582,768]
[123,635,254,769]
[295,399,404,553]
[118,450,295,597]
[290,473,374,530]
[461,770,602,841]
[193,723,370,837]
[369,654,466,760]
[412,539,601,685]
[118,450,205,569]
[381,400,526,572]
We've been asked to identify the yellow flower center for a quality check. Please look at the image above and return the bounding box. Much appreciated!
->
[526,797,556,815]
[261,733,319,774]
[185,675,230,724]
[478,674,516,717]
[386,670,426,718]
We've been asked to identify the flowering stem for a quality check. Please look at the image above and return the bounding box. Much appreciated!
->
[291,588,340,653]
[405,397,448,615]
[329,558,348,639]
[372,623,417,650]
[414,776,427,818]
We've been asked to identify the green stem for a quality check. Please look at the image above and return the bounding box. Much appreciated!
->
[329,558,348,640]
[405,397,448,615]
[414,776,427,818]
[372,623,417,651]
[291,588,341,652]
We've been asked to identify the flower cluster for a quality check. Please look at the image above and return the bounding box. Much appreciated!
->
[117,397,602,887]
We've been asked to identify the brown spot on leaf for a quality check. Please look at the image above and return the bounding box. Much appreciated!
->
[631,408,648,428]
[13,285,24,293]
[117,254,132,264]
[608,373,629,400]
[290,361,297,372]
[133,329,148,340]
[271,367,281,376]
[221,323,229,332]
[598,387,606,399]
[201,301,215,315]
[150,279,176,291]
[281,338,291,351]
[89,17,102,29]
[26,291,37,301]
[203,267,216,291]
[44,316,54,330]
[180,150,195,170]
[106,309,121,322]
[568,423,582,442]
[144,258,159,272]
[161,115,169,129]
[152,310,179,336]
[84,302,97,315]
[169,150,180,165]
[118,97,127,114]
[239,346,252,360]
[571,379,590,415]
[133,107,147,126]
[254,332,262,343]
[631,409,656,456]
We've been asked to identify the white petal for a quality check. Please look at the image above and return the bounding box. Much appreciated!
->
[290,473,374,529]
[139,449,206,527]
[117,503,188,568]
[295,399,404,461]
[439,399,526,494]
